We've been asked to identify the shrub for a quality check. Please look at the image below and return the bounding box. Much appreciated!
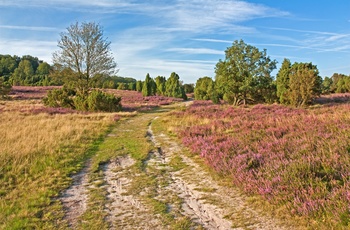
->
[0,77,12,98]
[44,87,121,112]
[87,90,121,112]
[43,86,75,108]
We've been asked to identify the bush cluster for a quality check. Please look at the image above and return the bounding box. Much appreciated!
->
[43,86,121,112]
[0,77,12,98]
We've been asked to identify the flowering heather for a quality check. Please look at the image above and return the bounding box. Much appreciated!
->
[104,89,183,111]
[174,101,350,226]
[9,87,182,113]
[10,86,60,99]
[315,93,350,104]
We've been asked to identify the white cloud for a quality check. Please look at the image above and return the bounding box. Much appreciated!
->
[0,25,58,32]
[0,0,292,82]
[166,48,223,55]
[163,0,288,33]
[192,38,232,44]
[0,39,56,62]
[325,34,349,42]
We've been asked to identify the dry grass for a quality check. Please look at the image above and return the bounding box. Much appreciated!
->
[0,99,118,229]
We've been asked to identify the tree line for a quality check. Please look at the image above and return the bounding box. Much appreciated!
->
[194,40,350,107]
[138,72,189,100]
[1,22,349,109]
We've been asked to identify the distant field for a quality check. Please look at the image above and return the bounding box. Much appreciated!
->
[10,86,183,111]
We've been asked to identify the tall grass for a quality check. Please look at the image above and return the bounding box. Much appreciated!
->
[169,101,350,228]
[0,100,115,229]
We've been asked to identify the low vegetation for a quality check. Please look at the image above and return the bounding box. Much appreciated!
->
[1,20,350,229]
[168,99,350,228]
[0,100,116,229]
[43,86,122,112]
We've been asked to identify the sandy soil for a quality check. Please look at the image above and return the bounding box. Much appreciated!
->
[60,111,293,229]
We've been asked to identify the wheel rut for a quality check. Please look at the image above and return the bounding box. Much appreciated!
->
[60,110,294,229]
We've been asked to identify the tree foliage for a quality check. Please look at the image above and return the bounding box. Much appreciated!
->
[53,22,117,89]
[322,76,333,94]
[194,77,215,100]
[11,60,35,85]
[155,76,166,95]
[277,62,322,106]
[276,58,292,104]
[215,40,277,105]
[43,86,121,112]
[136,80,143,92]
[0,54,55,86]
[44,22,121,112]
[165,72,187,99]
[0,77,11,98]
[329,73,350,93]
[183,84,194,94]
[142,73,156,96]
[0,55,18,79]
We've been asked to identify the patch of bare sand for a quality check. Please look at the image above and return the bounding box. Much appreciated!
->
[60,161,91,228]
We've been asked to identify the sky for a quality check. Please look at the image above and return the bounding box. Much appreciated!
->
[0,0,349,83]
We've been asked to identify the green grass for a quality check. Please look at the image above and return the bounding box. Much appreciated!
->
[0,106,115,229]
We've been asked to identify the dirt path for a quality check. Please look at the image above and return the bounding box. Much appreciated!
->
[60,160,91,228]
[60,108,294,229]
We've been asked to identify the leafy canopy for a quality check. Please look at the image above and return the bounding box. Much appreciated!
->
[53,22,117,88]
[276,61,322,106]
[215,39,277,105]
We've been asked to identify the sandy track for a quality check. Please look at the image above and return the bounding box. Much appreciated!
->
[60,111,293,229]
[60,161,91,228]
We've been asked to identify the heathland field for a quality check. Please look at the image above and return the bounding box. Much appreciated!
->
[1,87,350,229]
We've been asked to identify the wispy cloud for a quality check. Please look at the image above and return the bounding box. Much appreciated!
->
[166,48,223,55]
[264,27,339,35]
[162,0,288,33]
[192,38,232,44]
[325,34,350,42]
[0,25,58,32]
[0,39,56,61]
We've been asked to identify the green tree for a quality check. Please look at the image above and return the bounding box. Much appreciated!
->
[10,59,35,85]
[117,82,127,90]
[128,82,136,91]
[0,55,18,79]
[21,55,40,73]
[183,83,194,94]
[53,22,117,91]
[276,59,292,104]
[45,22,121,112]
[330,73,347,93]
[36,62,51,75]
[287,62,322,106]
[194,77,215,100]
[215,40,277,105]
[155,76,166,95]
[136,80,143,92]
[322,77,333,94]
[165,72,187,99]
[0,77,11,98]
[142,73,156,96]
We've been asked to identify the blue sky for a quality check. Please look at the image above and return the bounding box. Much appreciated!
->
[0,0,349,83]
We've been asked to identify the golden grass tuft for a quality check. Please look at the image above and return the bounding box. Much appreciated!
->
[0,99,118,228]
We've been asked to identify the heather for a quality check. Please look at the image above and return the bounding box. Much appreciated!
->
[105,89,183,111]
[9,86,183,112]
[173,101,350,226]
